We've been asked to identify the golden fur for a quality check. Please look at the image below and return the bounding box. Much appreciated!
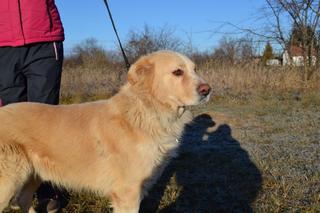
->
[0,51,210,213]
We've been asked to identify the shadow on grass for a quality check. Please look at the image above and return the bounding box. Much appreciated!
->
[140,113,262,213]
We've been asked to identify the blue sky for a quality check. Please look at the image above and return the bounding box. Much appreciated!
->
[56,0,267,54]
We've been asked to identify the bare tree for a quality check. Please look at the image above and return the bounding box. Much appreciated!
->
[123,25,182,61]
[266,0,320,79]
[212,36,256,64]
[212,37,238,64]
[218,0,320,79]
[238,37,256,62]
[65,38,111,68]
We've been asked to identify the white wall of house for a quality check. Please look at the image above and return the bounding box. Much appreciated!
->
[282,50,316,66]
[266,59,281,66]
[283,50,290,66]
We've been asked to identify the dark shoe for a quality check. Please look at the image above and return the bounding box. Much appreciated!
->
[37,198,61,213]
[46,199,61,213]
[10,204,20,211]
[36,182,70,212]
[10,196,20,210]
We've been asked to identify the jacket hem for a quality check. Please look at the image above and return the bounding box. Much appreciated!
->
[0,36,65,47]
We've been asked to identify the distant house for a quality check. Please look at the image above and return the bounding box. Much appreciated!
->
[283,46,317,66]
[266,58,281,66]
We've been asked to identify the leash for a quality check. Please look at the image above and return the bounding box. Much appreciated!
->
[102,0,131,70]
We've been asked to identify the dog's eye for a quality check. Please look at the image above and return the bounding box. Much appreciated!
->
[172,69,184,76]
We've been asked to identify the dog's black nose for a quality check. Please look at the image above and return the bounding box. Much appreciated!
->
[197,83,211,96]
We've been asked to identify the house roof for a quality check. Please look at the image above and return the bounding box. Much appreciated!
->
[289,45,317,57]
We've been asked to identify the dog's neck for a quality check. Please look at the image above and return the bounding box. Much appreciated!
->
[115,84,192,139]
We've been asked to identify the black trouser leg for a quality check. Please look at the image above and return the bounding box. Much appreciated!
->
[0,47,27,105]
[26,55,62,104]
[23,42,63,104]
[0,42,63,105]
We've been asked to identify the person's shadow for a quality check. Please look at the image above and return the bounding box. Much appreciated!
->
[140,113,262,213]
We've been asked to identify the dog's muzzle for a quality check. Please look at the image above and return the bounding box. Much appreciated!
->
[197,83,211,101]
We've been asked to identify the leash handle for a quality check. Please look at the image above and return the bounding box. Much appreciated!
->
[103,0,130,70]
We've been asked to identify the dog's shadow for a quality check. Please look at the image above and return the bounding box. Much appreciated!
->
[140,113,262,213]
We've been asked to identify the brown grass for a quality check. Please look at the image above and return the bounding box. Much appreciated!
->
[60,65,126,104]
[199,62,320,98]
[60,60,320,104]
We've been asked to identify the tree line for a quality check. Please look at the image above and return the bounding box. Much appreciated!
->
[65,0,320,81]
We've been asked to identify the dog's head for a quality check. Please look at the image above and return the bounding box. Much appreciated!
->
[127,50,211,109]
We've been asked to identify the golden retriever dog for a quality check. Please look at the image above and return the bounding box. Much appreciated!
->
[0,50,211,213]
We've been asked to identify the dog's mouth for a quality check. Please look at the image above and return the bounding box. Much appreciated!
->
[199,91,212,104]
[176,92,211,108]
[170,86,212,109]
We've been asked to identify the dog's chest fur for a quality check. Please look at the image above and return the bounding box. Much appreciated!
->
[121,94,193,192]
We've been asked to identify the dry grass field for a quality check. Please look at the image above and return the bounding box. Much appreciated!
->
[4,61,320,212]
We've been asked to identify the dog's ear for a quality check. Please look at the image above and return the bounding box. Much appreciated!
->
[127,56,154,85]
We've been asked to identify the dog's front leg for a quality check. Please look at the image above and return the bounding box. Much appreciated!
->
[110,184,142,213]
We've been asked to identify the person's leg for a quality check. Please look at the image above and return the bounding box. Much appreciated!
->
[23,42,63,104]
[0,47,27,105]
[21,41,69,211]
[36,183,70,213]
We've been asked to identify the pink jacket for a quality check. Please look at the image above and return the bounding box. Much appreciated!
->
[0,0,64,47]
